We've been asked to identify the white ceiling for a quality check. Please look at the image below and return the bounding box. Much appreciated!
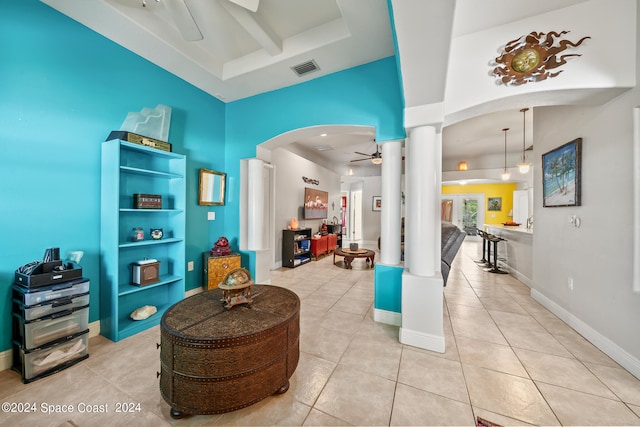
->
[41,0,589,175]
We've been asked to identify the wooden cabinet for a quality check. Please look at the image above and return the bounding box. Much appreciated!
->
[326,224,342,248]
[203,253,241,289]
[282,229,311,268]
[311,236,328,260]
[311,234,338,260]
[327,233,338,251]
[100,140,185,342]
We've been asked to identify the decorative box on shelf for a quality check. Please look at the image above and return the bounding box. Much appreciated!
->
[106,130,172,152]
[133,193,162,209]
[131,259,160,286]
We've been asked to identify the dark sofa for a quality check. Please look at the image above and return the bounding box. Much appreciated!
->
[441,221,466,285]
[377,221,466,286]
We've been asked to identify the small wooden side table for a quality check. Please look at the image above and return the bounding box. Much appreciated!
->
[333,248,375,269]
[202,252,241,289]
[159,285,300,418]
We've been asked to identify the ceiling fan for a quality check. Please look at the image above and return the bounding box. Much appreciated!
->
[148,0,260,41]
[351,143,382,165]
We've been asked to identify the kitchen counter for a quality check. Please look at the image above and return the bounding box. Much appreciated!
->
[485,225,533,286]
[485,224,533,235]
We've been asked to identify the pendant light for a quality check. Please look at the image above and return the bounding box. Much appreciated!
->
[501,128,510,181]
[517,107,531,173]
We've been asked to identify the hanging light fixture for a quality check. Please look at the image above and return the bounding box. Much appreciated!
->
[501,128,511,181]
[518,107,531,173]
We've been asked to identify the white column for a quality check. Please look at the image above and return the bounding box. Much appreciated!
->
[406,126,439,276]
[380,140,403,265]
[400,125,445,353]
[247,158,266,250]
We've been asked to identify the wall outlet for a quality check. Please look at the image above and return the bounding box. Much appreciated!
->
[188,261,194,271]
[568,277,574,290]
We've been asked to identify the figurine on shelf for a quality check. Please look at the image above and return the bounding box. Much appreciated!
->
[320,221,328,236]
[210,236,232,257]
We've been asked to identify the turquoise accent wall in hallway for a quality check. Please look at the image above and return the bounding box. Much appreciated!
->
[0,1,405,353]
[374,264,403,313]
[0,0,225,352]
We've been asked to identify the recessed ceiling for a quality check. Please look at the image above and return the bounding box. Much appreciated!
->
[41,0,394,102]
[41,0,590,176]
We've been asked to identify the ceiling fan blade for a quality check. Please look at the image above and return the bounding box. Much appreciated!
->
[165,0,203,41]
[354,151,371,157]
[226,0,259,12]
[350,158,370,162]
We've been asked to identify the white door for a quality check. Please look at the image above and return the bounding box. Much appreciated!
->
[351,190,362,241]
[441,194,484,234]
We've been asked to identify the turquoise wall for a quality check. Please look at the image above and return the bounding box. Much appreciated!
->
[0,0,225,352]
[374,264,403,313]
[0,1,405,353]
[225,57,405,276]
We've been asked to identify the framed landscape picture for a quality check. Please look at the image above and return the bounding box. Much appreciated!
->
[488,197,502,211]
[542,138,582,207]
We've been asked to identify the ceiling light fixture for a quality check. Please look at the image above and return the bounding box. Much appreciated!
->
[518,108,531,173]
[501,128,511,181]
[457,161,468,171]
[371,153,382,165]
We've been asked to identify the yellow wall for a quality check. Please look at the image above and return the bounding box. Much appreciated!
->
[442,183,517,225]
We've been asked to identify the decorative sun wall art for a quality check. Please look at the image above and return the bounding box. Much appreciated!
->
[491,31,590,86]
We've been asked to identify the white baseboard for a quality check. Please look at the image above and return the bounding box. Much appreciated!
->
[399,327,445,353]
[374,308,401,326]
[0,348,11,372]
[185,286,203,298]
[497,261,532,288]
[532,289,640,380]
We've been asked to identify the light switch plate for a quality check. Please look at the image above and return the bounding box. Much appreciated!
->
[208,212,215,220]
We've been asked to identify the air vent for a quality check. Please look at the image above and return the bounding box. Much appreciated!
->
[291,60,320,77]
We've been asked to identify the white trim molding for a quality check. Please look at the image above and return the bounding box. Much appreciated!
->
[373,308,401,326]
[532,288,640,380]
[633,106,640,293]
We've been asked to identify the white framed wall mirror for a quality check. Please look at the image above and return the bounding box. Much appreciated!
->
[199,168,226,206]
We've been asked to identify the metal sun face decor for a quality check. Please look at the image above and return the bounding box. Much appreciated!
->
[491,31,590,86]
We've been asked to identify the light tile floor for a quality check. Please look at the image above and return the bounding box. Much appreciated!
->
[2,238,640,426]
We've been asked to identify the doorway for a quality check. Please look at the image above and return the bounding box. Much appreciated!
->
[350,189,363,242]
[441,194,484,235]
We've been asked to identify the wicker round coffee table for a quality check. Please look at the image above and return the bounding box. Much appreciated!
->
[333,248,375,269]
[159,285,300,418]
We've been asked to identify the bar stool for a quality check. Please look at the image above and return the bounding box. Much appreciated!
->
[475,229,489,265]
[485,235,508,274]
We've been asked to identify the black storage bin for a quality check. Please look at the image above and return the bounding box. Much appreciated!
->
[15,261,82,288]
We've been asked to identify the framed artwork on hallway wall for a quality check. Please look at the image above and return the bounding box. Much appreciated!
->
[372,196,381,211]
[542,138,582,207]
[488,197,502,211]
